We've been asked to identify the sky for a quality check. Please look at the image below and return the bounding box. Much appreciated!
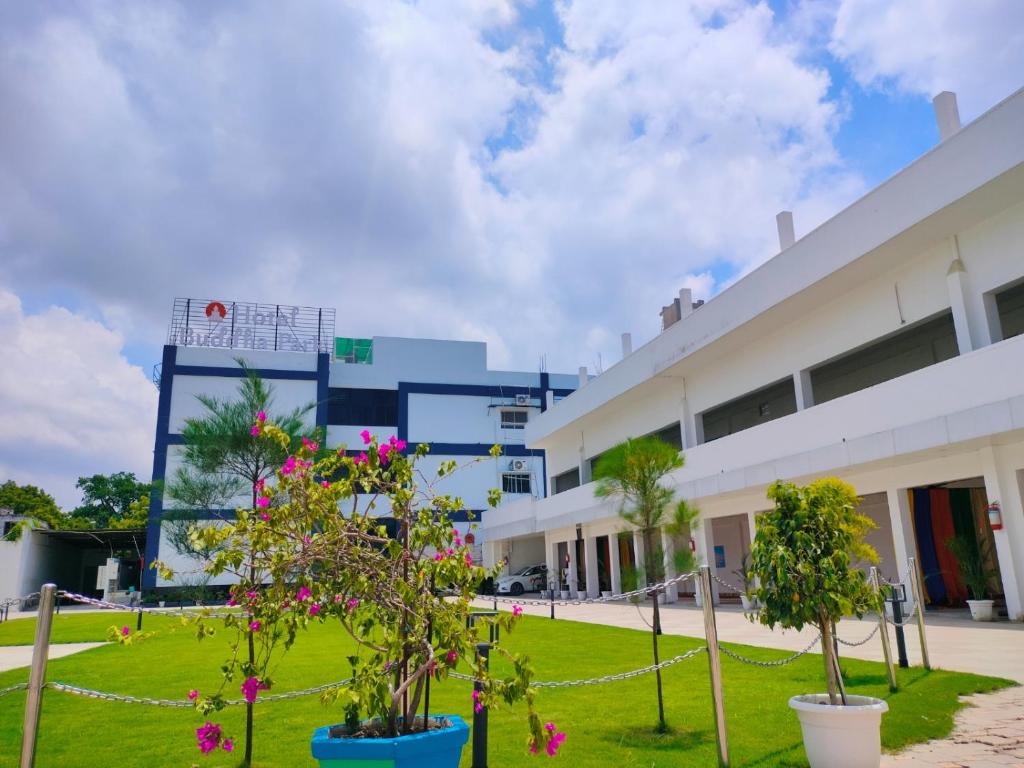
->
[1,0,1023,507]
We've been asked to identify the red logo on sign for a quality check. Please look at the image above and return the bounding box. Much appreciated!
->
[205,301,227,320]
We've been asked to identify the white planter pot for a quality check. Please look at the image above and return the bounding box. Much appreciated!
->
[967,599,995,621]
[601,590,613,599]
[740,594,755,611]
[559,591,570,600]
[790,694,888,768]
[158,601,166,608]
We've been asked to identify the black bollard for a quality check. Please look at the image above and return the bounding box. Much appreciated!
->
[472,643,490,768]
[492,582,497,612]
[891,591,909,668]
[549,581,555,620]
[137,606,144,631]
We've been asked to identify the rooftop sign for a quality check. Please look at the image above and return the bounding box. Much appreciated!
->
[167,298,336,355]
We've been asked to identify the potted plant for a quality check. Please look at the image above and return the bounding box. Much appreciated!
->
[160,426,562,766]
[945,536,996,621]
[733,551,756,611]
[559,568,570,600]
[750,479,886,768]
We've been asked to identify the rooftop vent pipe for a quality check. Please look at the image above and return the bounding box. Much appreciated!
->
[933,91,961,141]
[776,211,795,251]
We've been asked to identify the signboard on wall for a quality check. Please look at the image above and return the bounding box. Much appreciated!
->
[167,298,336,355]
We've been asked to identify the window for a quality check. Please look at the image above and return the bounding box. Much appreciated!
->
[327,388,398,426]
[700,378,798,443]
[502,473,532,494]
[809,311,958,405]
[650,422,682,451]
[552,468,580,494]
[500,410,528,429]
[995,280,1024,340]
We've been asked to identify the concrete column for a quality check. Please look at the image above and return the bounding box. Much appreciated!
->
[946,252,978,354]
[794,369,814,410]
[981,447,1024,620]
[584,534,600,598]
[482,540,502,570]
[885,487,919,613]
[661,528,678,603]
[565,542,578,596]
[633,530,646,583]
[693,519,719,605]
[609,534,622,595]
[545,537,558,594]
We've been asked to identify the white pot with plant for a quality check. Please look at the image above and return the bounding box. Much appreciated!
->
[946,536,996,621]
[733,552,756,611]
[750,479,888,768]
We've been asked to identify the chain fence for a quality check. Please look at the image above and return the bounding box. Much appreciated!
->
[719,634,822,668]
[836,624,881,647]
[0,682,29,698]
[45,678,353,707]
[58,591,237,620]
[486,570,698,608]
[449,646,707,688]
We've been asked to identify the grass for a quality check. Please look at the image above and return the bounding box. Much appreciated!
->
[0,611,1013,767]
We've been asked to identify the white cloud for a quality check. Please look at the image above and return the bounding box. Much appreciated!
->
[0,0,865,379]
[0,289,158,507]
[830,0,1024,119]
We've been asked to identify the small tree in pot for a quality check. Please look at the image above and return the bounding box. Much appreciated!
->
[163,424,562,766]
[750,478,886,768]
[945,536,997,621]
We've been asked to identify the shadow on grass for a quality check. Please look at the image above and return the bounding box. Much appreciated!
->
[599,723,713,752]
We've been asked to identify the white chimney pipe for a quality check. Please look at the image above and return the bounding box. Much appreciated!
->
[776,211,795,251]
[621,332,633,358]
[578,366,588,388]
[933,91,961,141]
[678,288,694,320]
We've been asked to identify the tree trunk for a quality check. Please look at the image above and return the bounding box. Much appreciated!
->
[819,619,840,706]
[644,528,666,730]
[244,486,258,767]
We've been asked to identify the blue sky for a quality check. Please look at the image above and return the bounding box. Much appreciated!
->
[1,0,1022,505]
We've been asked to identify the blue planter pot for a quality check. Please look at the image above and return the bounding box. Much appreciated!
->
[311,715,469,768]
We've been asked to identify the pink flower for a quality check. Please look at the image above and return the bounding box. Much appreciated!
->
[222,738,234,753]
[465,552,473,566]
[445,650,457,664]
[302,437,320,452]
[546,731,566,757]
[296,586,312,602]
[249,620,261,632]
[240,676,269,704]
[346,598,359,611]
[281,456,297,475]
[196,722,222,754]
[512,604,523,617]
[256,496,270,508]
[246,590,258,600]
[378,443,392,464]
[309,603,321,616]
[303,535,311,545]
[227,596,237,607]
[388,436,407,452]
[321,480,330,488]
[121,626,130,637]
[360,429,372,445]
[250,424,260,436]
[354,452,368,465]
[256,411,266,423]
[282,599,291,609]
[433,552,444,561]
[334,594,344,604]
[261,512,270,522]
[187,689,198,701]
[472,689,483,714]
[255,479,265,492]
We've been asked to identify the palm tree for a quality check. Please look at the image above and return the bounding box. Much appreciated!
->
[163,361,313,766]
[593,436,699,732]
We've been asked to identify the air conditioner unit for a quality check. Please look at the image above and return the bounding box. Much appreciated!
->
[514,394,531,406]
[509,458,529,472]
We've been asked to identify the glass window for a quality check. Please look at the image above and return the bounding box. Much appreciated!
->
[327,388,398,426]
[500,410,528,429]
[502,473,532,494]
[552,468,580,494]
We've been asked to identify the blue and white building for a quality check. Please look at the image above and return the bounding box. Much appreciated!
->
[144,303,577,589]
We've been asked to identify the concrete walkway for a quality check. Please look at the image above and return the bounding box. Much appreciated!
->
[0,643,105,673]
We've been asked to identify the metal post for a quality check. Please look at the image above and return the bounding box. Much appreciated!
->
[20,583,56,768]
[549,581,555,620]
[136,606,143,632]
[492,581,497,612]
[891,593,909,668]
[869,568,898,692]
[907,557,931,670]
[471,643,490,768]
[698,567,729,768]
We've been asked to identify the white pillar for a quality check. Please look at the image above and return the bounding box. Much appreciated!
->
[776,211,795,251]
[609,534,622,595]
[794,370,814,410]
[661,528,678,603]
[981,447,1024,620]
[946,251,981,353]
[546,536,558,593]
[566,542,578,596]
[633,530,646,584]
[584,534,600,598]
[885,487,919,613]
[932,91,961,141]
[482,540,502,570]
[693,519,719,605]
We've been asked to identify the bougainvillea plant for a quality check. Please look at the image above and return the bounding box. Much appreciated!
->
[155,422,561,759]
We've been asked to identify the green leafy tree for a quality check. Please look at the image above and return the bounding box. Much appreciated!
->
[161,364,313,767]
[0,480,69,539]
[593,436,699,732]
[71,472,151,529]
[750,478,878,705]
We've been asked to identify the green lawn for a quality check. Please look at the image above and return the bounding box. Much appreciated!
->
[0,611,1012,767]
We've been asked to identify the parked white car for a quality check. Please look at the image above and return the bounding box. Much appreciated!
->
[495,565,547,596]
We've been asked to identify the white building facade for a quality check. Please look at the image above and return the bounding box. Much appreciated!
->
[481,89,1024,619]
[144,318,576,590]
